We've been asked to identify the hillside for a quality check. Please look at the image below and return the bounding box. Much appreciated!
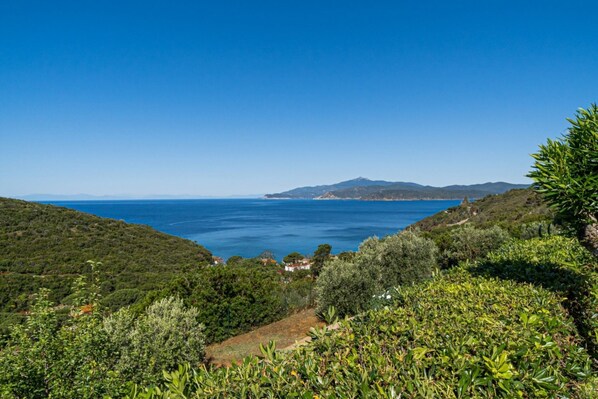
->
[409,188,553,234]
[265,177,401,199]
[0,197,212,316]
[266,178,528,200]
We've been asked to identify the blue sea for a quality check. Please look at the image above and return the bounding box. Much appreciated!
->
[44,199,459,260]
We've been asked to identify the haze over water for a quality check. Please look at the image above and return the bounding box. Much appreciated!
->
[44,199,459,260]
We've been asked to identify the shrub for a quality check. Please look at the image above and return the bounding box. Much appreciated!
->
[126,270,594,398]
[161,264,286,343]
[469,236,598,359]
[0,289,124,399]
[357,230,438,288]
[315,258,379,317]
[315,231,437,317]
[528,104,598,255]
[103,297,206,385]
[439,225,511,268]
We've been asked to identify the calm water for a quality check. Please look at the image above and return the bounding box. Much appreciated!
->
[44,199,459,260]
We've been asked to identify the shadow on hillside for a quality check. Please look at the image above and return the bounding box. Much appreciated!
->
[468,259,596,359]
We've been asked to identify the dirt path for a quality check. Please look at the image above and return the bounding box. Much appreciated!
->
[206,308,325,367]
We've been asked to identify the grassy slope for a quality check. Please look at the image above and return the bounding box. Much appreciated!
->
[410,188,552,234]
[0,197,212,315]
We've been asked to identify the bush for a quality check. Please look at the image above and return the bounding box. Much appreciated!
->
[439,225,511,268]
[315,231,437,317]
[0,289,124,399]
[528,104,598,255]
[126,270,594,398]
[103,297,205,385]
[469,236,598,359]
[358,230,438,288]
[0,287,205,397]
[160,264,286,343]
[315,259,379,317]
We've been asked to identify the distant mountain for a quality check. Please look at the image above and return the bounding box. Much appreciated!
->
[265,178,529,200]
[265,178,420,199]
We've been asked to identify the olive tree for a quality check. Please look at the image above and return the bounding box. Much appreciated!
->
[528,104,598,255]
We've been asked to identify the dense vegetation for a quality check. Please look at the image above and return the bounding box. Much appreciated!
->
[1,106,596,398]
[142,263,287,343]
[0,197,212,320]
[266,177,527,199]
[410,188,552,236]
[0,199,316,342]
[528,104,598,254]
[125,263,597,398]
[315,231,437,317]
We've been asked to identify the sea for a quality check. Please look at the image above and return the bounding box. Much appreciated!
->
[43,199,459,261]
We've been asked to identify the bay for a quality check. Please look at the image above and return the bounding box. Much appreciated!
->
[43,199,459,260]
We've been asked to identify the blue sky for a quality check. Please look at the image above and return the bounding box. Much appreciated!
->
[1,1,597,197]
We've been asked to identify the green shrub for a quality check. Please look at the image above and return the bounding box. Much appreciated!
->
[102,288,144,311]
[315,231,437,317]
[528,104,598,255]
[159,264,286,343]
[357,230,438,288]
[0,289,125,399]
[0,287,206,397]
[439,225,511,268]
[315,258,379,317]
[103,297,206,385]
[126,270,593,398]
[469,236,598,359]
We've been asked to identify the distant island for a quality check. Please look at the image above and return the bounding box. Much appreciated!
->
[265,177,529,200]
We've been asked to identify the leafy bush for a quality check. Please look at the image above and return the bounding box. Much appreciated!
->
[469,236,598,359]
[126,270,594,398]
[153,264,286,343]
[0,284,206,397]
[0,289,125,399]
[104,297,206,385]
[438,225,511,268]
[315,258,379,317]
[528,104,598,255]
[358,230,438,288]
[315,231,437,317]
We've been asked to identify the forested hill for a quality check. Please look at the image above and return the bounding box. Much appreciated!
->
[0,197,212,318]
[266,178,528,200]
[409,188,553,233]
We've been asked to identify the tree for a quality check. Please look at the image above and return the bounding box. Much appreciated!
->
[312,243,332,276]
[283,251,304,264]
[528,104,598,255]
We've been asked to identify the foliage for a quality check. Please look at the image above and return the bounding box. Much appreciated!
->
[0,197,212,324]
[412,188,553,239]
[438,225,511,268]
[0,287,125,398]
[311,243,332,276]
[125,269,594,398]
[528,104,598,254]
[151,264,287,343]
[357,230,438,289]
[315,258,379,318]
[103,297,206,385]
[0,276,206,398]
[315,231,437,317]
[469,236,598,359]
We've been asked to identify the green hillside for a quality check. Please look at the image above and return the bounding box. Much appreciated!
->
[0,197,212,316]
[410,188,553,234]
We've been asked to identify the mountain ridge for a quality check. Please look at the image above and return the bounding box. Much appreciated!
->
[265,178,529,200]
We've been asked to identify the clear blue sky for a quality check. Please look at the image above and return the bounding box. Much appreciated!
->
[1,1,597,197]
